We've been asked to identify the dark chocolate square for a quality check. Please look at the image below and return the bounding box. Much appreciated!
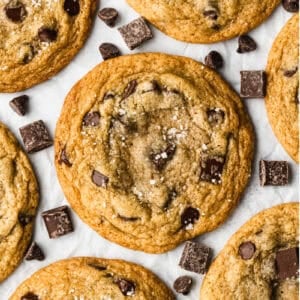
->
[259,160,289,186]
[9,95,29,116]
[19,120,53,153]
[275,248,299,280]
[42,205,73,239]
[240,70,266,98]
[179,241,212,274]
[118,17,153,50]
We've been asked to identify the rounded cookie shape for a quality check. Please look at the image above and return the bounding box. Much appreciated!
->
[10,257,175,299]
[0,122,39,282]
[55,53,254,253]
[200,203,299,299]
[265,14,299,163]
[0,0,96,92]
[126,0,280,43]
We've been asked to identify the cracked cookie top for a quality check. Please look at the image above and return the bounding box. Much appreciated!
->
[126,0,280,43]
[55,53,254,253]
[0,0,96,92]
[0,122,39,283]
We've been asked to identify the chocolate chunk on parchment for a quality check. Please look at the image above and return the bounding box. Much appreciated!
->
[179,241,212,274]
[173,276,193,295]
[38,27,58,42]
[181,207,200,229]
[82,112,100,127]
[21,292,39,300]
[99,43,121,60]
[19,120,53,153]
[200,156,225,184]
[25,242,45,261]
[42,205,73,239]
[5,0,27,23]
[282,0,299,12]
[113,278,136,296]
[259,160,289,186]
[238,241,256,260]
[204,51,223,69]
[118,17,153,50]
[98,8,118,27]
[150,144,176,171]
[276,248,299,280]
[9,95,29,116]
[64,0,80,16]
[237,35,257,53]
[240,70,266,98]
[92,170,109,188]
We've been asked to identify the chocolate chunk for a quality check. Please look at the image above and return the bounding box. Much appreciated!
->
[82,112,100,127]
[88,263,107,271]
[163,189,177,211]
[240,70,266,98]
[204,51,223,69]
[118,17,153,50]
[122,80,138,100]
[276,248,299,280]
[181,207,200,229]
[259,160,289,186]
[5,0,27,23]
[19,120,53,153]
[179,241,212,274]
[283,67,298,77]
[114,278,136,296]
[64,0,80,16]
[118,214,140,221]
[173,276,193,295]
[42,206,73,239]
[238,241,256,260]
[282,0,299,12]
[99,43,121,60]
[237,35,257,53]
[9,95,29,116]
[98,8,118,27]
[203,7,218,20]
[21,293,39,300]
[25,242,45,261]
[150,144,176,171]
[18,213,33,226]
[92,170,109,188]
[207,108,225,125]
[20,43,35,64]
[59,146,72,167]
[200,156,225,184]
[38,27,58,42]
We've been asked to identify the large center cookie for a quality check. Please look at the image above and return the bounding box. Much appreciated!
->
[0,122,39,283]
[55,53,254,253]
[0,0,96,92]
[200,203,299,299]
[126,0,280,43]
[265,14,299,163]
[10,257,175,299]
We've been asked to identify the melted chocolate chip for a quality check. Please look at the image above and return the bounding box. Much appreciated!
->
[20,43,35,64]
[237,35,257,53]
[21,292,39,300]
[150,143,176,171]
[238,241,256,260]
[64,0,80,16]
[203,8,218,20]
[118,214,140,221]
[275,247,299,280]
[200,156,225,184]
[59,146,72,167]
[283,67,298,77]
[173,276,193,295]
[114,278,136,296]
[38,27,58,42]
[5,0,27,23]
[88,263,107,271]
[92,170,109,188]
[207,108,225,124]
[181,207,200,229]
[18,213,33,226]
[282,0,299,12]
[82,112,100,127]
[122,80,137,100]
[204,51,223,70]
[98,8,119,27]
[163,189,177,211]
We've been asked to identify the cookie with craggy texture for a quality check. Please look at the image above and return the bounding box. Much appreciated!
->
[55,53,254,253]
[126,0,280,43]
[265,14,299,163]
[200,203,299,299]
[10,257,175,299]
[0,0,96,92]
[0,122,39,283]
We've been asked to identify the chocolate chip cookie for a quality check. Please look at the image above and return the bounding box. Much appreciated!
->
[0,122,39,283]
[126,0,280,43]
[201,203,299,299]
[10,257,175,299]
[55,53,254,253]
[265,14,299,163]
[0,0,96,92]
